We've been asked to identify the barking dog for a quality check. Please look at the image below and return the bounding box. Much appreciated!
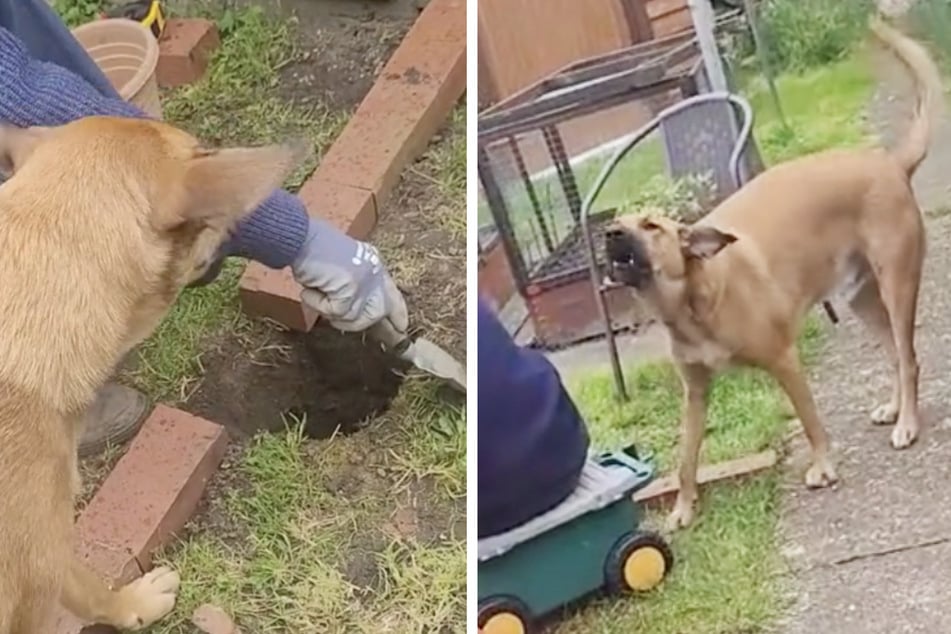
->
[604,18,942,530]
[0,116,307,632]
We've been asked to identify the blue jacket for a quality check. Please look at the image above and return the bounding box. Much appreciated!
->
[478,298,588,538]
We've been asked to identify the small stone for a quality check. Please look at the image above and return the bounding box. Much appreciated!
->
[192,603,240,634]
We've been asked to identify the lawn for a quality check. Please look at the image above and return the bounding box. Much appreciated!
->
[551,51,875,634]
[54,2,466,632]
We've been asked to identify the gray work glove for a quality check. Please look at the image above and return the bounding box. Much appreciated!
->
[292,216,409,335]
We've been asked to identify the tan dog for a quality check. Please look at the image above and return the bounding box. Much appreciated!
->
[603,18,942,530]
[0,116,306,632]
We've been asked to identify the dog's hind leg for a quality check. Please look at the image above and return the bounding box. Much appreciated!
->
[849,278,901,426]
[766,347,838,488]
[61,558,179,630]
[868,228,925,449]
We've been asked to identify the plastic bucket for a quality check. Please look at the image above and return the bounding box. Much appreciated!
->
[71,18,162,119]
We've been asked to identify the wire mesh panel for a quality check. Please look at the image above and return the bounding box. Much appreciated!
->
[660,98,762,197]
[481,130,576,285]
[477,18,755,348]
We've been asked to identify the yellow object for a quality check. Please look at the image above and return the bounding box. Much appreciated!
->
[481,612,526,634]
[622,545,667,591]
[106,1,166,38]
[142,1,166,38]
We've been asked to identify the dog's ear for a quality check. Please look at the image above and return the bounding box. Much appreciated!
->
[679,225,737,259]
[0,124,53,176]
[169,139,311,229]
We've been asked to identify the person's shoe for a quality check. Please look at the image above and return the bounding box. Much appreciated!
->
[79,383,150,458]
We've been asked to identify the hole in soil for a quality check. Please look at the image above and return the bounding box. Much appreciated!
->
[185,322,404,439]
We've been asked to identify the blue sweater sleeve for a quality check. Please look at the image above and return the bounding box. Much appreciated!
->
[0,24,308,269]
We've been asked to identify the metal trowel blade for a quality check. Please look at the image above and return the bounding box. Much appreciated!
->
[400,337,467,393]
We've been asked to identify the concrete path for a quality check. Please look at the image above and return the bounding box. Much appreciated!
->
[779,46,951,633]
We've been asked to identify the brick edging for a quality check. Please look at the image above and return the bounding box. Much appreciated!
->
[238,0,467,331]
[53,405,228,634]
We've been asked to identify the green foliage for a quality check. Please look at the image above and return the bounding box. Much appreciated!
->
[52,0,105,28]
[908,0,951,72]
[753,0,874,72]
[619,172,719,224]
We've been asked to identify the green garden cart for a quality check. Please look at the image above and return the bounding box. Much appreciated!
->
[477,445,673,634]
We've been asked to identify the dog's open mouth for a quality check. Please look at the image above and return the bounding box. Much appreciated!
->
[604,227,652,288]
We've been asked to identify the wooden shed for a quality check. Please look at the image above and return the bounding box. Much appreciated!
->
[478,0,692,109]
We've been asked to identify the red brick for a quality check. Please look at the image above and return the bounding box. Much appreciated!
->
[238,178,377,331]
[235,0,464,331]
[316,0,466,205]
[297,174,379,239]
[52,406,228,633]
[477,240,516,311]
[157,18,220,88]
[239,263,317,332]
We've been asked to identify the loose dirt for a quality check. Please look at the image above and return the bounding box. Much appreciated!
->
[185,324,406,439]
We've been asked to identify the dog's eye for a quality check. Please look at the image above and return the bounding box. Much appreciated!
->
[639,219,660,231]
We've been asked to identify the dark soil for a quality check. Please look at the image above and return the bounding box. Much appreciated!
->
[183,323,406,439]
[279,11,413,110]
[260,0,419,111]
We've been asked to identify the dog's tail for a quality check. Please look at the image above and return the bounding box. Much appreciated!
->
[870,16,944,175]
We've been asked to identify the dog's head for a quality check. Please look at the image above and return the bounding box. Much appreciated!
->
[603,213,737,309]
[0,116,309,287]
[0,116,309,409]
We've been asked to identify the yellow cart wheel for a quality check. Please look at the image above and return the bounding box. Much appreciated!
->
[605,531,673,594]
[478,595,533,634]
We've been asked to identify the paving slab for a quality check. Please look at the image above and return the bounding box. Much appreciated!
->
[779,44,951,632]
[781,539,951,634]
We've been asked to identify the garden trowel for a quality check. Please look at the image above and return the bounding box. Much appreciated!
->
[369,318,467,393]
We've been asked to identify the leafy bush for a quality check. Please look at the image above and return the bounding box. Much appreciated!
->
[621,173,718,224]
[755,0,874,72]
[52,0,105,28]
[907,0,951,72]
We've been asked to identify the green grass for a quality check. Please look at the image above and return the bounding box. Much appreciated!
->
[117,6,347,402]
[745,53,876,164]
[558,317,823,633]
[556,476,785,634]
[146,123,469,624]
[143,66,467,631]
[149,381,467,633]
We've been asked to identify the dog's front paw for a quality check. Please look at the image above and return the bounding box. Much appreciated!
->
[805,459,838,488]
[870,402,899,426]
[115,566,180,630]
[666,499,696,531]
[891,421,919,449]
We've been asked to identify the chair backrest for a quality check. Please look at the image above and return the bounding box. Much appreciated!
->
[658,94,761,199]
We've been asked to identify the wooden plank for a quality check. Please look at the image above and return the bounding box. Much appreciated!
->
[633,449,779,506]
